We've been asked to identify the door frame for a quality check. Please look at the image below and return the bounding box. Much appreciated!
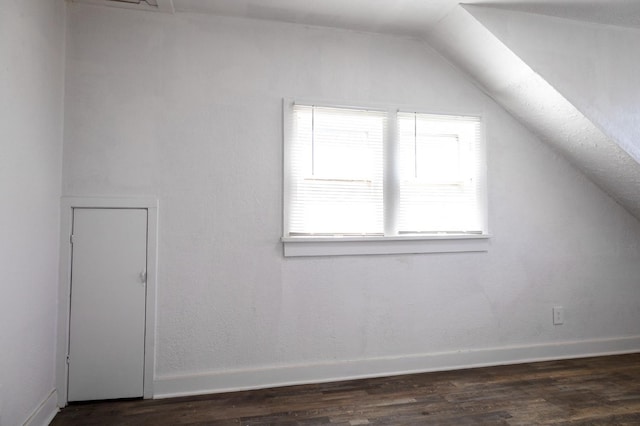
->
[56,197,158,407]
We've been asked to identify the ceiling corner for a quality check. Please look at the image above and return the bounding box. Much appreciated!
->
[156,0,174,14]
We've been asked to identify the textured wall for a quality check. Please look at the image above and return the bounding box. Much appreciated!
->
[64,3,640,395]
[0,0,66,424]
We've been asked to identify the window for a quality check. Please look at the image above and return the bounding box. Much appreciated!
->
[287,105,385,236]
[397,112,483,234]
[283,100,488,256]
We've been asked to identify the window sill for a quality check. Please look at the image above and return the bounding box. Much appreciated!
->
[282,234,489,257]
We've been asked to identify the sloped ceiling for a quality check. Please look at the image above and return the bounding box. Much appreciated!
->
[470,0,640,30]
[72,0,640,219]
[72,0,640,33]
[424,3,640,219]
[426,5,640,218]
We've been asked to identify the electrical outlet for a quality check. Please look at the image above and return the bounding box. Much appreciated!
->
[553,306,564,325]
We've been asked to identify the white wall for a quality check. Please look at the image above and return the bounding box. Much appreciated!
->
[468,6,640,162]
[0,0,66,424]
[64,4,640,397]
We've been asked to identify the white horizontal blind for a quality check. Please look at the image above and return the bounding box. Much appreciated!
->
[288,105,386,235]
[397,112,482,234]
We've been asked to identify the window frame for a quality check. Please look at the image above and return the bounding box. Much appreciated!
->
[282,98,489,257]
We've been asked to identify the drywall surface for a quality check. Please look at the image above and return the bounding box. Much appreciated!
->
[467,6,640,164]
[0,0,66,424]
[64,3,640,395]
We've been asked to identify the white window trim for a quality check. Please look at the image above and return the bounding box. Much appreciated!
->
[282,98,489,257]
[283,234,489,257]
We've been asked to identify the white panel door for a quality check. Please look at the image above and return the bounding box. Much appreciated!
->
[68,208,147,402]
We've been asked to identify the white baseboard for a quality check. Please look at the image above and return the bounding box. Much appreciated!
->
[154,335,640,399]
[24,390,58,426]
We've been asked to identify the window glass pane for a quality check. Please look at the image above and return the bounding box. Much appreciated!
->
[313,109,379,179]
[397,112,482,234]
[416,135,460,182]
[288,105,385,235]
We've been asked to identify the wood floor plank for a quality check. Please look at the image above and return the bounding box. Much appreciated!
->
[51,353,640,425]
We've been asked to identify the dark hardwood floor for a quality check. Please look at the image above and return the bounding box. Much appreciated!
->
[51,353,640,425]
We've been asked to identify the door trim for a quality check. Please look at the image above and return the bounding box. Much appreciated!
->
[57,197,158,407]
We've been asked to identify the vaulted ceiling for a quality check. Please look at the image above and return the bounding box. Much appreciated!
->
[72,0,640,219]
[74,0,640,33]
